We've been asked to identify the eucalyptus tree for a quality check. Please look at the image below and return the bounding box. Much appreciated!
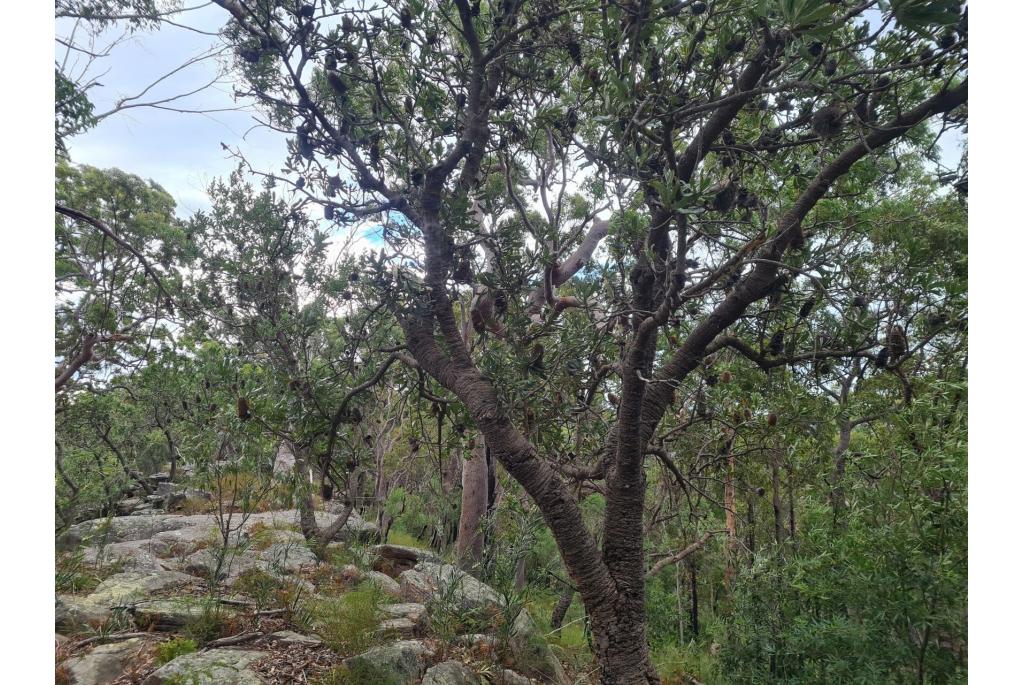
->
[54,162,182,393]
[211,0,967,680]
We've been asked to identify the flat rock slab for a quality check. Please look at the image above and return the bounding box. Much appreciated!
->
[371,544,440,576]
[422,660,483,685]
[56,571,194,630]
[377,617,418,638]
[82,540,169,572]
[142,648,265,685]
[382,602,427,624]
[263,630,322,646]
[90,571,194,608]
[499,670,534,685]
[65,637,150,685]
[344,640,435,685]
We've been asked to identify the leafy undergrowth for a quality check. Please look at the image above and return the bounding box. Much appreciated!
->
[304,583,388,656]
[154,637,197,665]
[56,551,125,594]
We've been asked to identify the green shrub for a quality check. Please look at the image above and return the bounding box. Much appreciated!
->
[233,568,285,609]
[155,637,197,665]
[183,600,229,645]
[313,661,401,685]
[308,583,385,656]
[55,551,99,594]
[425,570,486,644]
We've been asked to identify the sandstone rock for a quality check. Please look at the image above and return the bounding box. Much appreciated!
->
[362,570,402,597]
[422,660,482,685]
[500,670,533,685]
[381,602,427,625]
[399,562,502,615]
[65,637,149,685]
[258,541,318,573]
[377,617,418,638]
[343,640,435,684]
[62,509,377,554]
[264,630,322,646]
[82,540,168,572]
[506,610,570,685]
[142,648,264,685]
[57,571,193,630]
[371,544,440,576]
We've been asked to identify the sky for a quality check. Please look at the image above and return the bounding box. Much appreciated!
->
[57,4,289,215]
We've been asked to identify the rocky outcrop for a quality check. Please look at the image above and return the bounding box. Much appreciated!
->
[507,610,571,684]
[60,509,378,554]
[422,660,482,685]
[343,639,435,684]
[56,571,194,631]
[362,569,402,597]
[64,637,150,685]
[142,648,265,685]
[398,562,503,615]
[371,543,441,576]
[378,602,428,638]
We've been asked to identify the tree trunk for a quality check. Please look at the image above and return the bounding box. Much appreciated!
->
[830,417,853,530]
[514,555,527,591]
[771,447,784,545]
[787,462,797,542]
[746,491,756,560]
[289,441,320,542]
[724,449,737,588]
[551,586,574,632]
[689,561,700,637]
[676,564,686,643]
[455,440,489,569]
[588,602,661,684]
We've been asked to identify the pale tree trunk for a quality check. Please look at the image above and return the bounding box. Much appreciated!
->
[830,417,853,530]
[456,441,489,569]
[724,448,738,589]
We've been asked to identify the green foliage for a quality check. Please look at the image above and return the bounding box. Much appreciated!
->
[182,600,230,645]
[312,662,402,685]
[55,551,100,594]
[307,584,386,656]
[155,637,197,666]
[425,571,486,644]
[55,70,95,155]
